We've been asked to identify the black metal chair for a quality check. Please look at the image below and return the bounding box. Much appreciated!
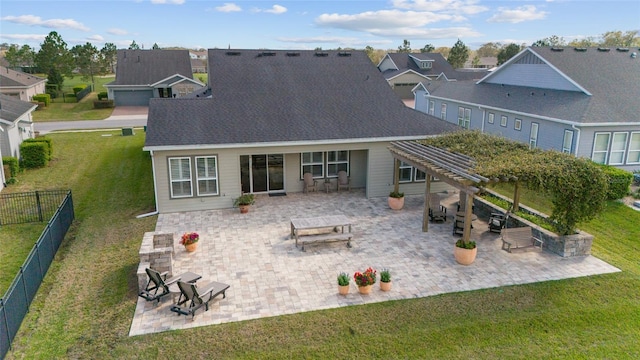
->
[488,212,508,233]
[452,216,464,236]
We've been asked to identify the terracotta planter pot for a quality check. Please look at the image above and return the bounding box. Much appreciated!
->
[388,196,404,210]
[380,281,392,291]
[357,284,373,295]
[239,205,250,214]
[454,245,477,265]
[184,242,198,252]
[338,284,350,295]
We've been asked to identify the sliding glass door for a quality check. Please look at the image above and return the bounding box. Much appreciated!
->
[240,154,284,193]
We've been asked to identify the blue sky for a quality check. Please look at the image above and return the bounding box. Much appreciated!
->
[1,0,638,50]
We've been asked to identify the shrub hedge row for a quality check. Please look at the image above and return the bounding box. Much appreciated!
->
[97,92,108,100]
[73,85,87,95]
[94,100,114,109]
[23,137,53,160]
[599,164,634,200]
[32,93,51,106]
[19,142,48,169]
[2,156,19,178]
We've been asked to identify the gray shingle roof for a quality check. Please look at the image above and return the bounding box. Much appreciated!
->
[431,47,640,124]
[145,49,457,147]
[107,49,193,86]
[381,53,488,81]
[0,93,35,122]
[0,66,46,87]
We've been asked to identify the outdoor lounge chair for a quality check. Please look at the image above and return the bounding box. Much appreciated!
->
[337,170,350,192]
[488,212,508,233]
[303,172,317,193]
[428,193,447,222]
[170,280,230,319]
[138,268,200,304]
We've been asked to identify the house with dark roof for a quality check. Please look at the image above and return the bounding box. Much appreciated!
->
[0,94,36,186]
[104,49,205,106]
[377,52,488,99]
[0,66,47,102]
[414,46,640,171]
[143,49,457,213]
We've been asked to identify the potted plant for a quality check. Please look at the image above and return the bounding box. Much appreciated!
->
[180,231,199,252]
[337,272,350,295]
[353,267,376,294]
[379,268,391,291]
[233,193,255,214]
[454,239,477,265]
[388,191,405,210]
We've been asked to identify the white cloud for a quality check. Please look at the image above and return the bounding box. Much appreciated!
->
[278,36,393,47]
[215,3,242,12]
[0,33,47,42]
[1,15,90,31]
[392,0,488,15]
[87,34,105,42]
[150,0,185,4]
[316,10,465,31]
[108,28,128,36]
[487,5,547,24]
[265,5,287,14]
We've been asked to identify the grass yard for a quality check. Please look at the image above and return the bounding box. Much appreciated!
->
[0,224,47,295]
[32,75,115,122]
[5,132,640,359]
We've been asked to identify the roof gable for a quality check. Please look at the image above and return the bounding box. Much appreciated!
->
[0,66,46,87]
[0,94,36,123]
[145,49,457,148]
[108,49,193,86]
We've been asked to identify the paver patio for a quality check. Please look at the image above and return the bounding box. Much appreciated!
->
[129,190,620,336]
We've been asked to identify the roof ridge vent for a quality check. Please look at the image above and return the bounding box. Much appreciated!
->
[597,47,611,52]
[286,52,300,57]
[573,47,587,52]
[259,51,276,57]
[616,47,630,52]
[315,52,328,57]
[225,51,241,56]
[337,51,351,57]
[550,47,564,52]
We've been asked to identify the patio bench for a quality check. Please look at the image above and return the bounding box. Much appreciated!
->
[501,226,543,253]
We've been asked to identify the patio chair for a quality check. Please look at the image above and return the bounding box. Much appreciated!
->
[488,212,508,233]
[138,268,197,304]
[170,280,230,319]
[428,193,447,222]
[303,172,317,193]
[337,170,350,192]
[452,216,464,236]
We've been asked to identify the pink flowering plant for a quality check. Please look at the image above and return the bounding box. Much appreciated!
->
[353,267,376,286]
[180,232,199,245]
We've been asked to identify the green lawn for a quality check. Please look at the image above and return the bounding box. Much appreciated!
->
[5,132,640,359]
[32,75,115,122]
[0,224,47,294]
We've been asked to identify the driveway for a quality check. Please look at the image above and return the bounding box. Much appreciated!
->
[129,190,619,336]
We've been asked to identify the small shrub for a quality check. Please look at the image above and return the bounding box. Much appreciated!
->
[23,137,52,160]
[598,164,633,200]
[32,93,51,106]
[93,100,114,109]
[19,142,48,169]
[337,272,350,286]
[73,85,87,95]
[6,177,18,185]
[2,156,20,177]
[97,92,108,100]
[389,191,404,198]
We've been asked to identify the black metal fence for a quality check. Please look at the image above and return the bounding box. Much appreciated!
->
[0,190,69,225]
[75,84,92,101]
[0,190,74,359]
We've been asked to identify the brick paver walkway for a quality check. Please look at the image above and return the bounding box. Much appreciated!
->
[129,190,619,336]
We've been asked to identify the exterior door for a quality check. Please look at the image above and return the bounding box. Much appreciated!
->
[240,154,284,193]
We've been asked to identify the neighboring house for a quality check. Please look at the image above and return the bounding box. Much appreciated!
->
[0,93,36,162]
[189,49,207,60]
[0,66,47,102]
[377,52,488,99]
[143,49,458,213]
[463,56,498,69]
[190,58,207,73]
[415,46,640,171]
[105,49,205,106]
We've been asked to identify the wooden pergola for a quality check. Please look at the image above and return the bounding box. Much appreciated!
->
[388,140,491,244]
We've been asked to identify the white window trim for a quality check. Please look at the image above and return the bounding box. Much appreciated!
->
[562,130,573,153]
[414,168,426,182]
[399,161,413,183]
[627,132,640,164]
[488,112,494,124]
[609,132,628,165]
[458,107,470,129]
[529,123,539,149]
[500,115,507,127]
[428,100,435,115]
[591,132,610,164]
[301,152,324,179]
[440,103,447,120]
[514,118,522,131]
[168,157,193,198]
[326,150,350,178]
[195,156,219,196]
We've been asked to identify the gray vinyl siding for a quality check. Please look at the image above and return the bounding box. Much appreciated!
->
[378,57,397,72]
[484,64,581,92]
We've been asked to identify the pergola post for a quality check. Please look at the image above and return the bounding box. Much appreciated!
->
[462,191,474,242]
[393,159,400,194]
[512,181,521,212]
[422,176,431,232]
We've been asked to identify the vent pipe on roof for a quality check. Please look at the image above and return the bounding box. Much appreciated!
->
[616,47,630,52]
[632,52,637,59]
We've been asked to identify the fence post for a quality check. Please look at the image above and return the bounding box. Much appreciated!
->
[36,191,43,222]
[1,298,11,353]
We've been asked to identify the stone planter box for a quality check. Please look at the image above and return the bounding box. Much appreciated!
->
[473,191,593,257]
[137,231,175,291]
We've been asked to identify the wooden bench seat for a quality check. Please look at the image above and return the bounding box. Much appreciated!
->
[298,232,352,251]
[501,226,543,253]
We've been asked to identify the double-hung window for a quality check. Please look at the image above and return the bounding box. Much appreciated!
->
[169,157,192,198]
[440,103,447,120]
[398,161,413,183]
[628,132,640,164]
[500,115,507,127]
[487,112,495,124]
[514,118,522,131]
[529,123,539,149]
[562,130,573,153]
[195,156,219,196]
[458,107,471,129]
[326,151,349,177]
[609,132,628,165]
[301,152,324,178]
[592,132,610,164]
[429,100,435,116]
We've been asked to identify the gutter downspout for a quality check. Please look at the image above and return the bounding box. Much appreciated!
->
[571,124,581,157]
[137,150,160,219]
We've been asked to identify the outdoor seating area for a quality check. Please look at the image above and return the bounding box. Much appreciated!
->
[129,189,620,336]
